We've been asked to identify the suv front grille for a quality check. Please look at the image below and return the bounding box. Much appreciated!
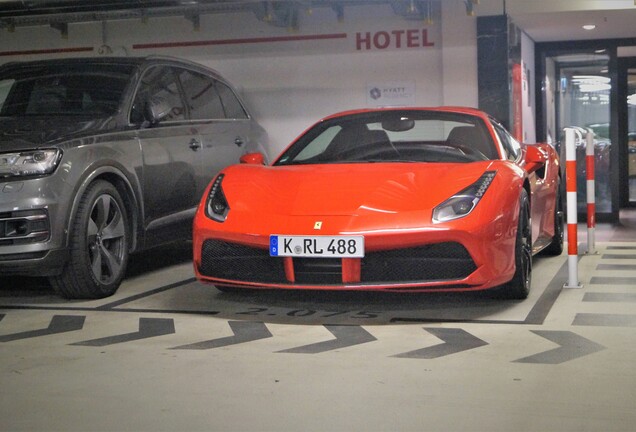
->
[0,210,50,246]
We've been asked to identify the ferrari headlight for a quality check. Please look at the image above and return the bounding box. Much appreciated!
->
[0,149,62,178]
[205,174,230,222]
[433,171,496,223]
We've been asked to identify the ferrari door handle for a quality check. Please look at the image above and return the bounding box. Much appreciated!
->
[189,138,202,151]
[234,137,244,147]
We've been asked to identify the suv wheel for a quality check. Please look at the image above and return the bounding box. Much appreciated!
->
[50,180,130,299]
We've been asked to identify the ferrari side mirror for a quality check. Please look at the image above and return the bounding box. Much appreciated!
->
[524,145,548,173]
[240,152,265,165]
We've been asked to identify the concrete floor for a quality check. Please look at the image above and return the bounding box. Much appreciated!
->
[1,216,636,432]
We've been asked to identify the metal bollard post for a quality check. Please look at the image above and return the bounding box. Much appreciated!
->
[564,128,583,289]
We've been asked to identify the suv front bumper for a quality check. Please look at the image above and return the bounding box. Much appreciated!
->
[0,177,71,277]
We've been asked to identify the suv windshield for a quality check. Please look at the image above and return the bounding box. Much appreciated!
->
[0,66,133,117]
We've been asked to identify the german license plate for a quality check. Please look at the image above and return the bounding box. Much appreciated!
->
[269,235,364,258]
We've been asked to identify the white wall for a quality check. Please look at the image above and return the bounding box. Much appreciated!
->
[0,3,479,155]
[440,0,479,108]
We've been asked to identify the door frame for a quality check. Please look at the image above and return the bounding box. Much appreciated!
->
[534,39,635,223]
[617,56,636,208]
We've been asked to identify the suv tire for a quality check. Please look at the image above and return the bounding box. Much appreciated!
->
[50,180,130,299]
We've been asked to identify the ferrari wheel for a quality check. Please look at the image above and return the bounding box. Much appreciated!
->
[500,189,532,300]
[542,181,564,256]
[50,180,130,299]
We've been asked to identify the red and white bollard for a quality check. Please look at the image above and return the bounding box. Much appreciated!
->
[564,128,582,289]
[585,131,596,254]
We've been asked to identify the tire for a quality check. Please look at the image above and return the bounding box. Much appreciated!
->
[498,189,532,300]
[50,180,130,299]
[542,181,564,256]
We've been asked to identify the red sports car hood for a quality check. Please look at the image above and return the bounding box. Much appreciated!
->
[221,161,497,217]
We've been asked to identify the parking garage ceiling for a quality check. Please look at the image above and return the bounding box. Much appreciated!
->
[1,0,635,41]
[0,1,457,31]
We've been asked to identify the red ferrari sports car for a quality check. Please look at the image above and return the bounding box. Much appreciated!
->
[193,107,562,299]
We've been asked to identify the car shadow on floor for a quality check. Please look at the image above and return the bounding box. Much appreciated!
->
[125,240,193,278]
[202,285,527,325]
[0,241,194,299]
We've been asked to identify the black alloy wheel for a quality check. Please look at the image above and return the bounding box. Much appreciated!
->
[498,189,532,299]
[51,180,130,299]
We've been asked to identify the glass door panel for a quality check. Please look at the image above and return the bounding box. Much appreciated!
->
[550,53,612,214]
[628,69,636,203]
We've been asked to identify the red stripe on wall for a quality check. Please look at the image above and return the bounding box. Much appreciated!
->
[0,46,94,57]
[132,33,348,50]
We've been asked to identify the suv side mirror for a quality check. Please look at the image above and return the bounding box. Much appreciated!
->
[240,152,265,165]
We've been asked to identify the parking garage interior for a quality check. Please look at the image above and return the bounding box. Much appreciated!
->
[2,1,636,431]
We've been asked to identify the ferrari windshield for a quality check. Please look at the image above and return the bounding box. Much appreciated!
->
[275,110,498,165]
[0,65,133,117]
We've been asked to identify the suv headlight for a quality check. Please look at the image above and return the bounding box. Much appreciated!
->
[433,171,496,223]
[0,149,62,178]
[205,174,230,222]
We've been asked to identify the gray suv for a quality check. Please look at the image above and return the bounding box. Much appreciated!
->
[0,56,268,299]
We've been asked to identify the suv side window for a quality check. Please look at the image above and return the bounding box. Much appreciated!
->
[216,81,248,120]
[492,121,521,161]
[131,66,184,124]
[177,68,225,120]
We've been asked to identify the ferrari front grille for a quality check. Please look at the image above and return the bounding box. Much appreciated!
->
[294,258,342,284]
[199,240,476,287]
[361,242,476,283]
[199,240,287,283]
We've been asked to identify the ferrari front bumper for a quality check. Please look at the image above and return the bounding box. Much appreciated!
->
[194,235,513,292]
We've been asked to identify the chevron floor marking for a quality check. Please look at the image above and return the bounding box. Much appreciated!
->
[171,320,272,350]
[513,330,605,364]
[0,315,85,342]
[70,317,175,347]
[277,324,377,354]
[393,327,488,359]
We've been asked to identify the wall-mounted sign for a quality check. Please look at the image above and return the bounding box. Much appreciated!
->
[366,81,416,107]
[356,29,435,51]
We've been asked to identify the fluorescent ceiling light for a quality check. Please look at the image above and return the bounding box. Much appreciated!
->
[572,75,611,92]
[583,24,597,30]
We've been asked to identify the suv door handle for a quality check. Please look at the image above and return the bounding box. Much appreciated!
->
[189,138,202,151]
[234,137,244,147]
